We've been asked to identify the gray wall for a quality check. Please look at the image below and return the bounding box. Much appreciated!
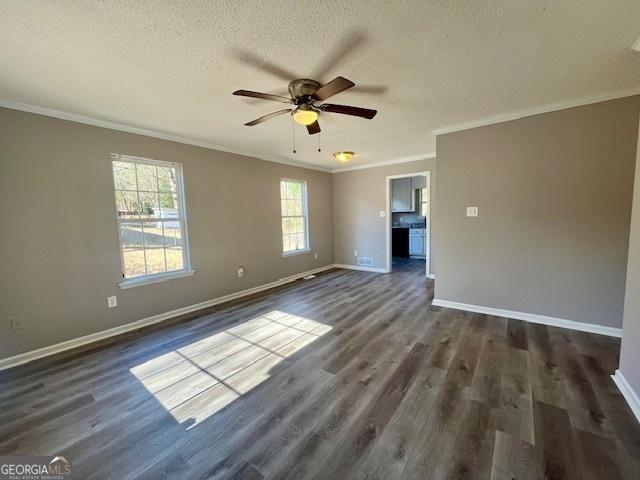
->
[620,116,640,394]
[434,96,640,328]
[0,107,334,359]
[333,159,436,270]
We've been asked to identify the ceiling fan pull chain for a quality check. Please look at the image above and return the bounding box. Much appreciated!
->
[291,117,296,154]
[318,131,321,152]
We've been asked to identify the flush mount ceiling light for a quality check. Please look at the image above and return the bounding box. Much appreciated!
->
[292,105,319,126]
[333,151,354,163]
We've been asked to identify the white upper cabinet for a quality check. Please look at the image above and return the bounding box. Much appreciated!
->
[391,178,414,212]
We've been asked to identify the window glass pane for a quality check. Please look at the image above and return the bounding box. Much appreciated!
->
[157,166,177,194]
[164,224,184,272]
[289,181,301,199]
[120,223,146,277]
[285,199,296,216]
[120,222,144,250]
[296,233,306,250]
[282,235,291,252]
[113,161,137,190]
[138,191,160,219]
[115,191,140,218]
[421,188,428,217]
[142,223,167,275]
[166,244,184,272]
[286,217,294,234]
[159,192,178,210]
[136,164,158,192]
[122,250,147,278]
[162,220,182,247]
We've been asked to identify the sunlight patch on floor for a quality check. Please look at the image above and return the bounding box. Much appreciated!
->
[130,310,331,429]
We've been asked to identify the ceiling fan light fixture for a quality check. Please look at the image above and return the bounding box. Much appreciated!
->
[333,151,354,163]
[292,107,319,126]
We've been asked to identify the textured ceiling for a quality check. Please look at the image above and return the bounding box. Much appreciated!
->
[1,0,640,170]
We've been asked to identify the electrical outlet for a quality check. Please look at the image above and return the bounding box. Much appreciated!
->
[354,250,358,257]
[107,296,118,308]
[466,206,479,217]
[237,267,244,278]
[10,316,23,331]
[314,253,318,260]
[379,211,386,218]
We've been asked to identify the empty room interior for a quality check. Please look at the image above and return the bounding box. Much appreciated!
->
[3,1,640,479]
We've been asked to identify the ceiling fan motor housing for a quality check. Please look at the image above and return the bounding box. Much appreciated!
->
[288,79,321,102]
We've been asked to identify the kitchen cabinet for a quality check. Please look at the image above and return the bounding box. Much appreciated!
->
[391,178,414,212]
[409,235,424,256]
[409,228,426,257]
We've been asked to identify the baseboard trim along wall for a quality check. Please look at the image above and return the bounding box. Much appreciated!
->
[0,264,337,372]
[334,263,390,274]
[431,299,623,338]
[612,370,640,424]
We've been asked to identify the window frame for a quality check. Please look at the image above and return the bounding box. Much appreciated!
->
[111,153,194,289]
[280,178,311,257]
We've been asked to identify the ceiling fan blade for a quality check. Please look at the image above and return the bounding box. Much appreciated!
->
[312,76,355,101]
[321,103,377,119]
[306,120,321,135]
[233,90,292,104]
[244,109,292,126]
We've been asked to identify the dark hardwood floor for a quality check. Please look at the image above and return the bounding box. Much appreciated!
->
[1,258,639,479]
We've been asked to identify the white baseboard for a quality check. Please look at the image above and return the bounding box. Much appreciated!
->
[0,264,336,372]
[612,370,640,424]
[334,263,389,274]
[431,299,622,338]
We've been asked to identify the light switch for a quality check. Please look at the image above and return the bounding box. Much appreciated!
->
[379,211,386,218]
[466,206,479,217]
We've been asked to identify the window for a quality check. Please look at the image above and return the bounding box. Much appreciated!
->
[280,178,309,254]
[420,187,428,217]
[112,154,191,285]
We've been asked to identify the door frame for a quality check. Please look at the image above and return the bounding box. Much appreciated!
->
[385,171,431,278]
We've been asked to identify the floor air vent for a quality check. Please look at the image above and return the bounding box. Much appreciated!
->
[357,256,374,267]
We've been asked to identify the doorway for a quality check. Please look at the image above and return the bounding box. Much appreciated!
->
[385,172,431,277]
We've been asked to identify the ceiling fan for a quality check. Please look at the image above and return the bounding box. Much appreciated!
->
[233,76,377,135]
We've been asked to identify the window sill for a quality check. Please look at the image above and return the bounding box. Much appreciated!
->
[119,269,196,289]
[282,248,312,258]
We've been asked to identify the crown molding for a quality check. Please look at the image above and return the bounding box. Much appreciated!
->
[432,85,640,136]
[0,99,333,173]
[6,84,639,174]
[331,153,436,173]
